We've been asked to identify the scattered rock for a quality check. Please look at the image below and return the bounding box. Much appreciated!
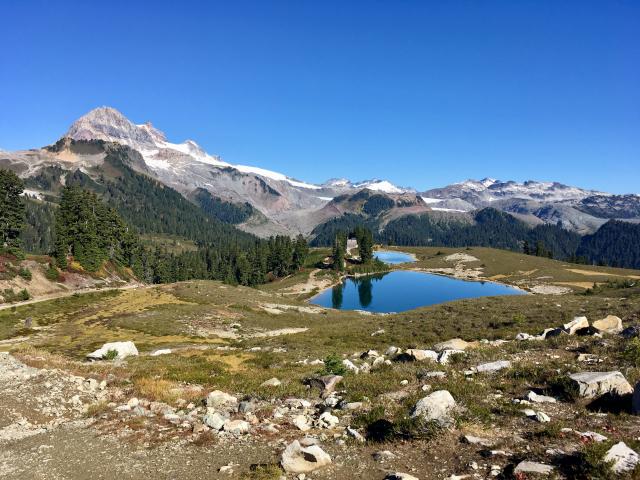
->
[384,474,419,480]
[281,439,332,474]
[404,349,438,362]
[411,390,456,427]
[592,315,623,334]
[437,349,464,364]
[150,348,172,356]
[563,316,589,335]
[345,426,365,442]
[373,450,396,462]
[203,412,226,430]
[342,359,360,374]
[433,338,472,352]
[568,371,634,398]
[316,411,339,428]
[86,341,138,360]
[526,391,556,403]
[292,414,311,431]
[476,360,511,373]
[604,441,639,473]
[535,411,550,423]
[513,461,554,475]
[260,377,281,387]
[223,419,250,434]
[308,375,343,397]
[206,390,238,408]
[462,435,496,447]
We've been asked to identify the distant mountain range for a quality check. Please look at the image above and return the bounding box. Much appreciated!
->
[2,106,640,238]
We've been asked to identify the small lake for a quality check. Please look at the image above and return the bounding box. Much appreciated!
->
[310,270,525,313]
[374,250,416,264]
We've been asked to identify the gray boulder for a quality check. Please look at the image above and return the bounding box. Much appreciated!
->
[410,390,456,427]
[514,461,554,475]
[87,341,138,360]
[563,316,589,334]
[405,349,438,362]
[568,371,633,398]
[592,315,623,334]
[281,439,332,473]
[604,441,639,473]
[475,360,511,373]
[206,390,238,408]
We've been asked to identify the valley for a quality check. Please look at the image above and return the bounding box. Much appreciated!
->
[2,247,640,478]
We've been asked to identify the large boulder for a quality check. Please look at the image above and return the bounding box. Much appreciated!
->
[592,315,623,334]
[203,412,226,430]
[604,442,639,473]
[87,341,138,360]
[410,390,456,427]
[404,349,438,362]
[633,381,640,415]
[281,439,332,473]
[568,371,633,398]
[563,316,590,335]
[433,338,473,352]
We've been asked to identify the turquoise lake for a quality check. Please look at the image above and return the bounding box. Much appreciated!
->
[374,250,416,264]
[310,270,525,313]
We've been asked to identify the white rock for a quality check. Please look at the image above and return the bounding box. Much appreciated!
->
[223,419,250,434]
[342,359,360,374]
[384,474,419,480]
[526,391,557,403]
[535,411,550,423]
[437,349,465,364]
[260,377,281,387]
[206,390,238,408]
[317,411,339,428]
[385,346,400,356]
[563,316,589,334]
[281,440,332,473]
[514,461,554,475]
[292,415,311,431]
[604,441,639,473]
[411,390,456,427]
[372,356,385,368]
[150,348,172,356]
[592,315,623,334]
[475,360,511,373]
[345,426,365,442]
[462,435,496,447]
[203,412,226,430]
[434,338,473,351]
[568,371,634,398]
[87,341,138,360]
[405,349,438,362]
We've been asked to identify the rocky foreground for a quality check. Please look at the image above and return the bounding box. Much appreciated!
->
[2,314,640,479]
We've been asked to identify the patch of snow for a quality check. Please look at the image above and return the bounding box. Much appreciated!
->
[21,189,44,200]
[431,207,468,212]
[233,164,321,189]
[354,180,404,193]
[144,158,172,170]
[316,196,333,201]
[420,197,443,204]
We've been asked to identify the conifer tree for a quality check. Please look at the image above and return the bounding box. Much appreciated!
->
[0,169,26,248]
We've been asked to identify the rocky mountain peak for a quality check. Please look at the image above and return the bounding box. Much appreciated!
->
[65,106,159,151]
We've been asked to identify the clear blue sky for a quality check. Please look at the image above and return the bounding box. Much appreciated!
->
[1,1,638,193]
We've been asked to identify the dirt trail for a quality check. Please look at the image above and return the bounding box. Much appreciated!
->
[0,283,144,311]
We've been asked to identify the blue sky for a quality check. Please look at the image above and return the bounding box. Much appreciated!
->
[1,1,638,193]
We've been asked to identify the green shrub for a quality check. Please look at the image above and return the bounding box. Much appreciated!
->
[18,268,32,281]
[45,264,60,281]
[104,349,119,360]
[319,354,347,376]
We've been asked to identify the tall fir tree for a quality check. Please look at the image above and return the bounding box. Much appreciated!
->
[0,169,26,248]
